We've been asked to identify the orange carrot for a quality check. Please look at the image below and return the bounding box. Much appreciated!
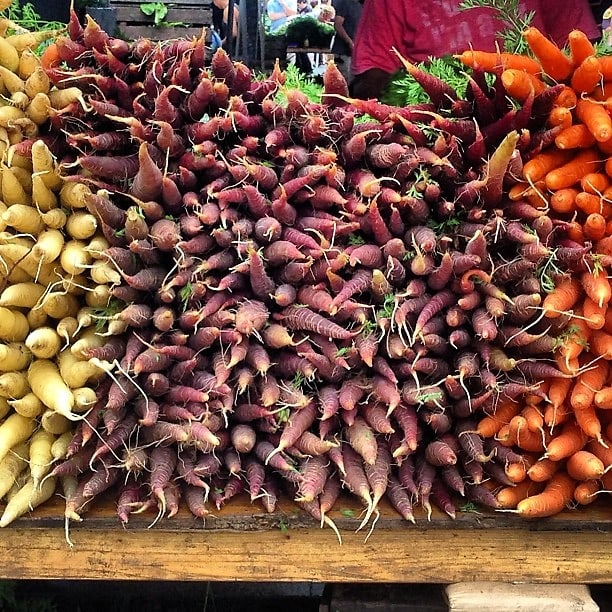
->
[597,136,612,155]
[564,219,586,245]
[602,185,612,201]
[454,49,542,74]
[594,386,612,409]
[39,42,60,73]
[508,415,547,453]
[581,270,612,308]
[545,420,587,461]
[574,479,601,505]
[515,471,576,517]
[547,105,573,129]
[496,479,543,509]
[507,181,531,201]
[523,148,573,183]
[522,26,574,82]
[576,98,612,143]
[570,55,602,94]
[567,449,605,481]
[501,68,545,101]
[604,307,612,333]
[495,423,513,447]
[555,350,581,376]
[557,318,591,366]
[568,29,596,66]
[555,124,595,149]
[590,80,612,102]
[574,190,612,217]
[583,213,607,241]
[597,55,612,81]
[591,329,612,359]
[550,187,578,214]
[544,148,602,191]
[583,295,607,330]
[524,380,549,407]
[476,401,520,438]
[581,171,611,194]
[548,377,574,412]
[602,468,612,490]
[555,85,578,109]
[505,460,529,484]
[586,437,612,466]
[507,183,548,210]
[544,401,573,429]
[574,402,605,444]
[521,404,544,434]
[606,157,612,179]
[570,359,609,412]
[525,188,550,210]
[527,457,560,482]
[542,276,582,318]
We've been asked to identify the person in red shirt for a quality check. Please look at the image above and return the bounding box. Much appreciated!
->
[351,0,600,99]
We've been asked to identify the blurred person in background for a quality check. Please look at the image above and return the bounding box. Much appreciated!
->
[318,3,335,23]
[350,0,600,99]
[298,0,312,14]
[267,0,299,32]
[331,0,363,84]
[212,0,240,45]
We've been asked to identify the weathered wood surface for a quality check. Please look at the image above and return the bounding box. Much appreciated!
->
[1,494,612,583]
[109,0,213,41]
[116,25,210,41]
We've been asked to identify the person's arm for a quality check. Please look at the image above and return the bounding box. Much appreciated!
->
[334,14,353,51]
[268,0,297,21]
[223,4,239,38]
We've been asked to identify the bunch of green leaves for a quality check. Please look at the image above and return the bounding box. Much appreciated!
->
[382,0,540,108]
[274,62,323,103]
[139,2,169,27]
[381,55,469,107]
[594,37,612,57]
[458,0,534,54]
[284,15,334,47]
[3,1,64,38]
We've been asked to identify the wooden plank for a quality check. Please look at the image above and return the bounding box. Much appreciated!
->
[15,492,612,533]
[1,496,612,583]
[114,6,212,24]
[116,25,208,40]
[111,0,212,7]
[1,523,612,583]
[287,47,332,53]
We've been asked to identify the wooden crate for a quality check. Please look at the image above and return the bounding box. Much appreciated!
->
[2,495,612,584]
[110,0,213,40]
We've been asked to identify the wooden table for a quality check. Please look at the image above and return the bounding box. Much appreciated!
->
[287,47,332,55]
[286,47,332,73]
[2,494,612,584]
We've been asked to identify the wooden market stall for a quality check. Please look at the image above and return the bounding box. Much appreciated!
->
[109,0,213,41]
[2,495,612,584]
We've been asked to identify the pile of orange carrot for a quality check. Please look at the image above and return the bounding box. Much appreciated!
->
[456,27,612,517]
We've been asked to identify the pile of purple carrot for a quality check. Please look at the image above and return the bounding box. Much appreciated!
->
[41,12,582,536]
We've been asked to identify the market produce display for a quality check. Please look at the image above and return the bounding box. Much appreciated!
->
[2,10,612,538]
